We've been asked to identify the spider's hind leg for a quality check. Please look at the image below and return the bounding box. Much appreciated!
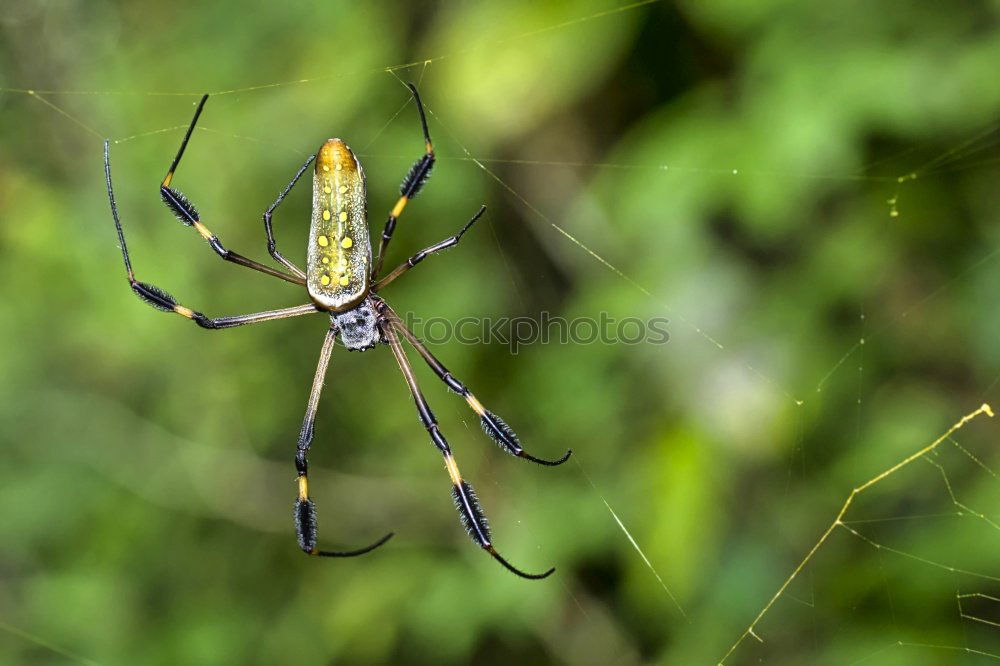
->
[371,82,436,280]
[157,95,305,286]
[263,154,315,279]
[373,206,485,291]
[105,142,318,329]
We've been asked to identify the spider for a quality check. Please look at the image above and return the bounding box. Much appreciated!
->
[104,83,571,580]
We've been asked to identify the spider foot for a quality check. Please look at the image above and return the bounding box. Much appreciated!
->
[480,410,572,466]
[486,545,555,580]
[313,532,394,558]
[519,448,573,467]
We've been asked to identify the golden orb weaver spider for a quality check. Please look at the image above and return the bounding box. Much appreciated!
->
[104,83,571,579]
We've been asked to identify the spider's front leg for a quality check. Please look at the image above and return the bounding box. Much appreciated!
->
[294,326,394,558]
[382,323,554,580]
[380,304,571,466]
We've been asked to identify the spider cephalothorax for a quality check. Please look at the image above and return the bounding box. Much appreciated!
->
[105,83,571,579]
[332,299,382,351]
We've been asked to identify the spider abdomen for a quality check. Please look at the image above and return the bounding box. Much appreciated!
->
[307,139,371,312]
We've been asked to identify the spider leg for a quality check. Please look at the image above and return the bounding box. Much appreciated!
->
[106,141,319,328]
[263,154,315,279]
[382,323,555,580]
[380,303,571,466]
[157,95,306,286]
[373,206,485,291]
[294,326,394,558]
[371,82,436,281]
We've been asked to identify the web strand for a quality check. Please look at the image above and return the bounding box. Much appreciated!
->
[575,459,688,618]
[719,403,995,664]
[0,619,101,666]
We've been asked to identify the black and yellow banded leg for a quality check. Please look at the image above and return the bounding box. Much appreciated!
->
[374,206,486,291]
[383,323,554,580]
[263,154,316,279]
[157,96,305,286]
[294,326,394,558]
[380,304,571,466]
[106,141,320,329]
[372,82,436,280]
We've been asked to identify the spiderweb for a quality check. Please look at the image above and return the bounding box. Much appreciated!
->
[2,0,999,663]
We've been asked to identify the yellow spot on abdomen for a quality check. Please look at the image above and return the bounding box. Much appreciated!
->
[320,275,331,286]
[322,164,330,172]
[339,185,347,194]
[339,275,349,286]
[339,211,348,222]
[341,237,353,249]
[324,185,332,194]
[322,257,330,264]
[317,235,329,247]
[335,163,343,171]
[322,210,331,221]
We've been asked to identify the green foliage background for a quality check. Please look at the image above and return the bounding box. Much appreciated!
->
[1,1,998,664]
